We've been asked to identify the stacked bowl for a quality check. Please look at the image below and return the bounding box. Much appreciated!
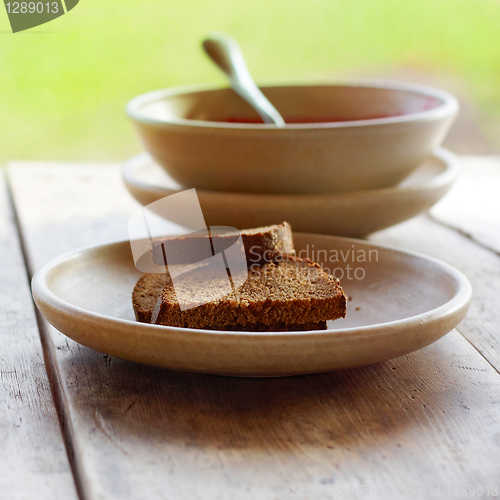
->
[123,80,459,237]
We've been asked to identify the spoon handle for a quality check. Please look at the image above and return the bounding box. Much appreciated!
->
[203,33,285,127]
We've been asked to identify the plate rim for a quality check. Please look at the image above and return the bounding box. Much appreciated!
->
[32,233,472,341]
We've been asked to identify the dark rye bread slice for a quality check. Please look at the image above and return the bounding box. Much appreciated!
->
[150,222,294,267]
[132,272,326,331]
[151,255,346,329]
[134,222,296,323]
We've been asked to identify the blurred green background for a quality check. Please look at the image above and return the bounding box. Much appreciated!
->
[1,0,500,162]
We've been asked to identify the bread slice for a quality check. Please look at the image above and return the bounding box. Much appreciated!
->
[151,255,346,330]
[150,222,294,267]
[134,221,296,324]
[132,272,327,330]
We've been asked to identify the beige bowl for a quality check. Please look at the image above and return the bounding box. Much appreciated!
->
[122,148,458,238]
[127,80,458,195]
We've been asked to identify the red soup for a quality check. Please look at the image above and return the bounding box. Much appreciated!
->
[214,113,403,124]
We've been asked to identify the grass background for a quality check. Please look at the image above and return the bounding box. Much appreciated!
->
[1,0,500,162]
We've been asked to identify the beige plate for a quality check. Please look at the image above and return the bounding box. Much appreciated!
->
[32,233,471,377]
[123,148,458,238]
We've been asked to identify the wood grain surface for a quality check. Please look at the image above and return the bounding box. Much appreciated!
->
[0,169,77,500]
[430,155,500,255]
[7,161,500,500]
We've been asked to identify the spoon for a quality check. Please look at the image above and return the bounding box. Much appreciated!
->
[202,32,286,127]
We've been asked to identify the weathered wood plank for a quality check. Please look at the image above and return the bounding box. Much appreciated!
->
[0,169,78,500]
[430,155,500,255]
[8,162,500,500]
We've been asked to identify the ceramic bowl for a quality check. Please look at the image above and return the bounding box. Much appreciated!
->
[122,148,458,238]
[126,80,458,195]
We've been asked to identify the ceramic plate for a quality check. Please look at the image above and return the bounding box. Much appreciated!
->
[122,148,458,238]
[32,233,471,377]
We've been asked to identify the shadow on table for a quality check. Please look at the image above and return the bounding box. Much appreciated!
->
[58,336,466,455]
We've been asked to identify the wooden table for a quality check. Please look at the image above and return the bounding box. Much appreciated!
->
[2,156,500,500]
